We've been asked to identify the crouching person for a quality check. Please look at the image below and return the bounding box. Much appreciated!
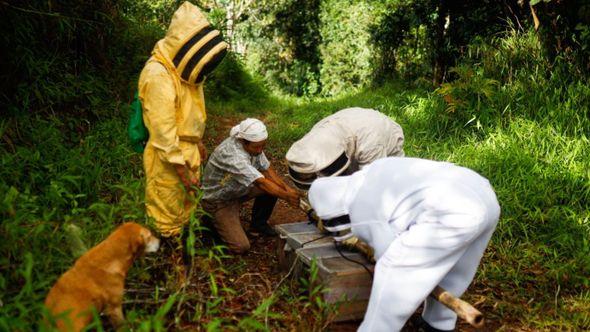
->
[201,118,301,253]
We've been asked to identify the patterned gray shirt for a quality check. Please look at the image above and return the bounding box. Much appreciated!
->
[202,137,270,201]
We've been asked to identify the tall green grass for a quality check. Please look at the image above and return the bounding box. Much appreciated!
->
[0,112,145,329]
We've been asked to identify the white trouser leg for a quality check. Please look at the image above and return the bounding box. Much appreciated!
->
[421,221,497,330]
[358,186,499,332]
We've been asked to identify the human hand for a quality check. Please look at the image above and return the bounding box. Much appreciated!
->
[188,170,200,191]
[175,163,199,192]
[197,140,207,161]
[285,190,300,207]
[286,186,300,197]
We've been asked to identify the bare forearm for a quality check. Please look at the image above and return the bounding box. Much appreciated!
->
[255,177,289,199]
[262,167,289,190]
[197,139,207,161]
[175,163,189,180]
[255,177,298,205]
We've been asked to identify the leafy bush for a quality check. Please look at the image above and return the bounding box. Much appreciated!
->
[0,0,168,117]
[238,0,322,97]
[205,53,268,104]
[318,0,377,96]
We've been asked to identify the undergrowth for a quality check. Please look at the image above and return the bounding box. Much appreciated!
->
[1,28,589,330]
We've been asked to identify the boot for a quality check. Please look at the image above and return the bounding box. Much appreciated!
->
[250,194,278,236]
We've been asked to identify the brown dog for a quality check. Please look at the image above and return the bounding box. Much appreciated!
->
[44,222,160,331]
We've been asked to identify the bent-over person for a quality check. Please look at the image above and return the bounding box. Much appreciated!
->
[201,118,301,253]
[308,157,500,331]
[287,107,405,189]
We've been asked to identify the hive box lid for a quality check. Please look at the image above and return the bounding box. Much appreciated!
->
[274,221,319,236]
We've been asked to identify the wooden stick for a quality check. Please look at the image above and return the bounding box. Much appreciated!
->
[430,286,484,328]
[530,2,540,31]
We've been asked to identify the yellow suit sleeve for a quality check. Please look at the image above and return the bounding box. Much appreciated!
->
[140,66,185,165]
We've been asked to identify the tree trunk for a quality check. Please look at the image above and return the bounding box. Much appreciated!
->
[432,0,448,86]
[225,0,235,44]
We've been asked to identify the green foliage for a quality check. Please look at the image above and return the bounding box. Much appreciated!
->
[232,0,590,97]
[131,294,178,332]
[436,66,500,113]
[237,0,397,96]
[234,0,545,95]
[318,0,378,96]
[294,259,339,330]
[532,0,590,73]
[0,115,146,330]
[122,0,179,28]
[204,53,268,104]
[368,0,434,80]
[239,0,323,96]
[0,0,168,117]
[236,297,281,331]
[1,0,589,329]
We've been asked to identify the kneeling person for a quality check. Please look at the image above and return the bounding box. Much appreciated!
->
[202,118,300,253]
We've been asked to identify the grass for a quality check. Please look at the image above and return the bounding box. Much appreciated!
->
[1,30,589,330]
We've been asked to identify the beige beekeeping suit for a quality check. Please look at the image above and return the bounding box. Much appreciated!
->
[286,107,405,188]
[138,2,228,236]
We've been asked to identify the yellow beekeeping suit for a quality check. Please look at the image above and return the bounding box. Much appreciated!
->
[138,2,228,237]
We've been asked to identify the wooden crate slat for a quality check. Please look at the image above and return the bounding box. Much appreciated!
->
[297,245,366,264]
[274,221,318,236]
[286,232,334,249]
[321,256,375,275]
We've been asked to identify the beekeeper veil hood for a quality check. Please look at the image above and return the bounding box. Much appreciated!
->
[153,2,228,85]
[287,127,351,189]
[230,118,268,142]
[309,168,392,260]
[308,173,363,221]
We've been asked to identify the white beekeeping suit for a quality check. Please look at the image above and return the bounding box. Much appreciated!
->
[287,107,404,189]
[308,157,500,332]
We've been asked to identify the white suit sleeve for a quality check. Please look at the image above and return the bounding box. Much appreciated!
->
[139,66,184,165]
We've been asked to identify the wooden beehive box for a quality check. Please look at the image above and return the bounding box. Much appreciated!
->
[275,221,334,249]
[274,222,374,322]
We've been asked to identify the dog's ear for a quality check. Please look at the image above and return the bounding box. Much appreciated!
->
[122,223,145,255]
[139,228,152,244]
[133,227,150,252]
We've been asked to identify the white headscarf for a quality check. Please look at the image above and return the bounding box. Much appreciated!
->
[230,118,268,142]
